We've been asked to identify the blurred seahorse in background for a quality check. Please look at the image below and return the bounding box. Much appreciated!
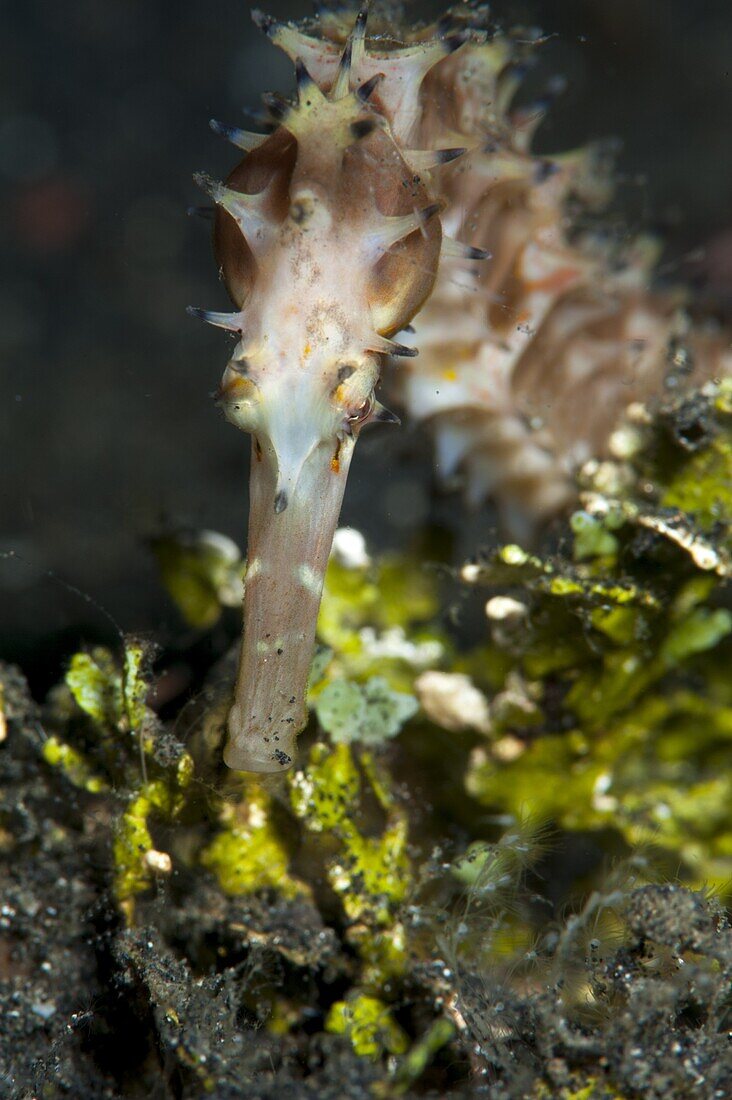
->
[190,2,732,772]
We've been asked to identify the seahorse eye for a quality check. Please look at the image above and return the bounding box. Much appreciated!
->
[345,396,373,427]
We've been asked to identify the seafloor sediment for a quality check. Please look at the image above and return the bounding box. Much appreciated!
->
[1,384,732,1098]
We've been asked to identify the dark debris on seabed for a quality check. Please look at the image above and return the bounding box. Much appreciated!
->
[2,695,731,1100]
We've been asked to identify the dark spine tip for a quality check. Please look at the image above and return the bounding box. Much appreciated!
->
[356,73,383,102]
[535,159,559,184]
[192,171,217,197]
[295,59,313,90]
[274,490,288,514]
[350,117,377,140]
[355,6,369,33]
[390,343,419,358]
[209,119,232,141]
[508,61,532,82]
[338,40,353,75]
[465,245,491,260]
[242,107,276,131]
[436,14,459,38]
[528,98,551,118]
[252,8,276,35]
[375,406,401,425]
[437,147,467,164]
[262,92,288,122]
[192,174,220,208]
[421,202,442,224]
[443,31,468,54]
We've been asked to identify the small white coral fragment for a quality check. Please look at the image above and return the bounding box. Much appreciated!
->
[358,627,443,668]
[491,735,526,763]
[485,596,527,623]
[143,849,173,875]
[414,671,491,735]
[331,526,371,570]
[608,425,644,460]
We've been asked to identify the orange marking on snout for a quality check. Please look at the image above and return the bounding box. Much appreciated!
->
[331,439,341,473]
[220,374,256,400]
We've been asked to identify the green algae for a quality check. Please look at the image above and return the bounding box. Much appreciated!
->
[663,434,732,529]
[41,735,108,793]
[25,381,732,1096]
[150,528,246,628]
[113,744,195,916]
[570,509,620,561]
[289,742,411,929]
[40,640,197,919]
[66,641,153,736]
[287,741,413,988]
[314,676,418,745]
[201,777,307,900]
[388,1018,457,1095]
[113,779,176,914]
[65,647,123,729]
[315,551,448,692]
[461,384,732,889]
[325,992,409,1058]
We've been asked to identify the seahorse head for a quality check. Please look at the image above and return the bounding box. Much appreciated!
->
[193,6,456,771]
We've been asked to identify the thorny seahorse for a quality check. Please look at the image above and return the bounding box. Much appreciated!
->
[190,2,732,772]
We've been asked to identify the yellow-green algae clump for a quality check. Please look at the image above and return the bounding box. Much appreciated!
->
[33,381,732,1098]
[460,382,732,890]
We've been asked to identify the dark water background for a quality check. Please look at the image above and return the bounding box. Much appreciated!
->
[2,0,731,687]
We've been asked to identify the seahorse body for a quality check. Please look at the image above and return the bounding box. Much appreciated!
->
[193,2,731,771]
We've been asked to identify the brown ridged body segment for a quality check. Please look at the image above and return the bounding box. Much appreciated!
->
[194,3,731,770]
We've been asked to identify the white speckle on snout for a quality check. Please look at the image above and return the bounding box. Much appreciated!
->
[296,563,322,595]
[246,558,263,581]
[255,635,290,656]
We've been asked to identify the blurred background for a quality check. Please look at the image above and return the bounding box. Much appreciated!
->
[2,0,732,690]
